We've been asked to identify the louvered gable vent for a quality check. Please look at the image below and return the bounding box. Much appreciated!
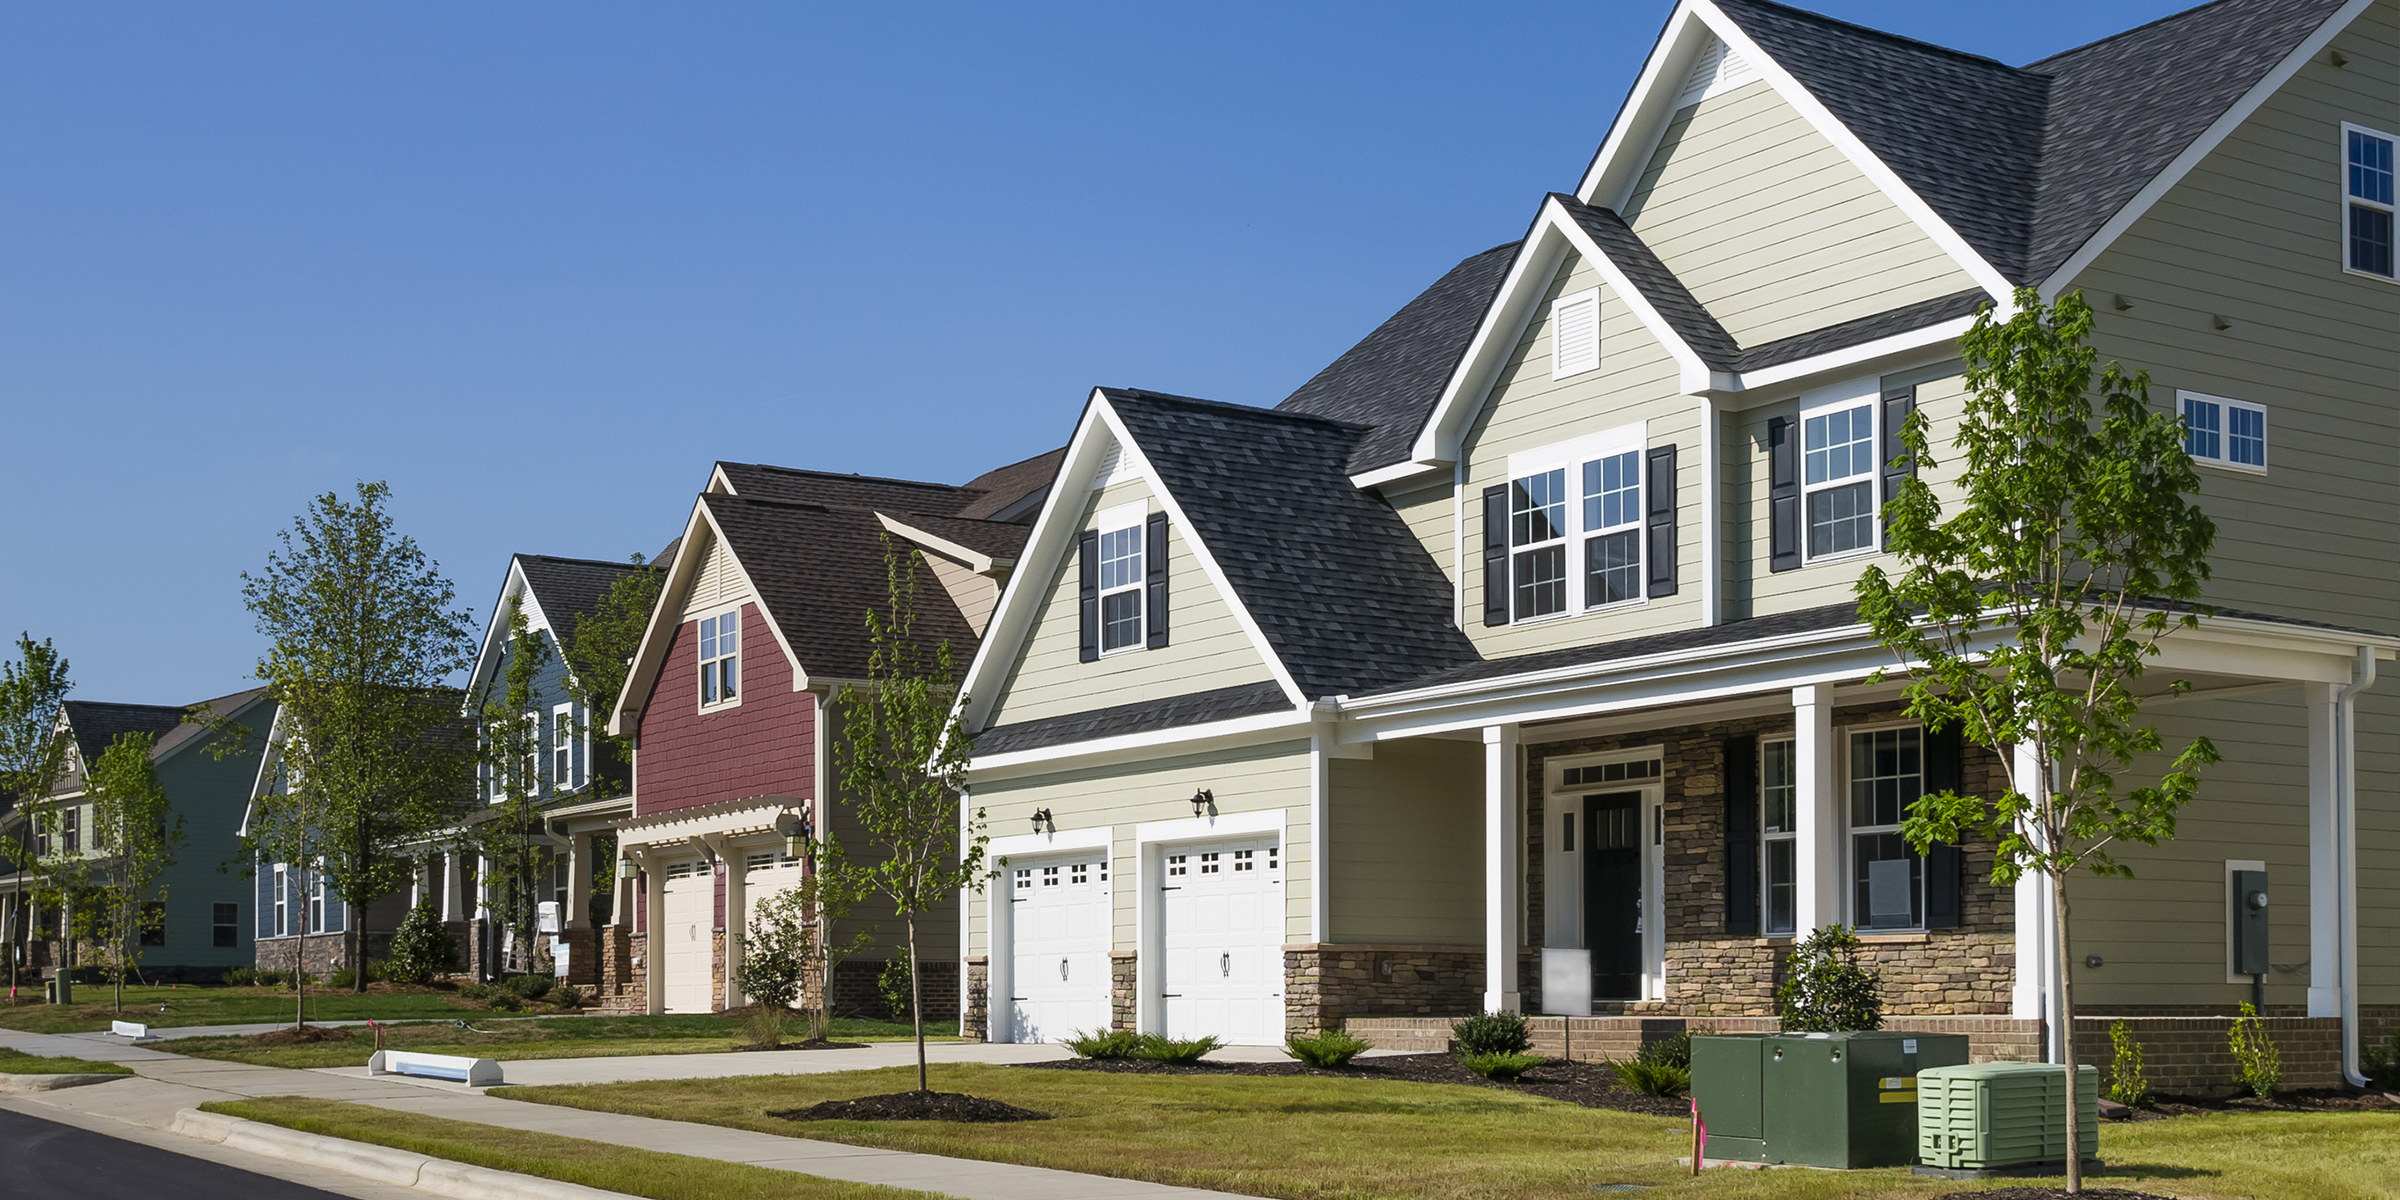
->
[1550,288,1600,380]
[1677,38,1758,109]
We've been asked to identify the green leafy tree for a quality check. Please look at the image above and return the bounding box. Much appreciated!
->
[1856,289,2219,1194]
[386,900,461,984]
[743,833,872,1043]
[834,539,987,1093]
[472,596,551,974]
[564,555,664,798]
[240,481,478,1003]
[81,732,184,1012]
[1775,925,1883,1032]
[0,635,72,998]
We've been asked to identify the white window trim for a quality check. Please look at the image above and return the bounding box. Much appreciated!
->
[552,702,576,793]
[1504,425,1649,623]
[1093,500,1149,657]
[1550,286,1601,379]
[1841,720,1928,933]
[696,605,743,713]
[2178,390,2268,474]
[2339,122,2397,285]
[1798,378,1882,566]
[521,710,541,798]
[1760,735,1798,938]
[272,863,288,938]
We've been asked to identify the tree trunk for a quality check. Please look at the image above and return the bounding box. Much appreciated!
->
[354,828,371,992]
[907,915,926,1094]
[2053,868,2080,1194]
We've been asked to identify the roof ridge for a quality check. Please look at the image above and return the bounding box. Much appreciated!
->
[707,492,840,516]
[2020,0,2237,70]
[63,699,188,714]
[719,461,973,494]
[516,552,653,569]
[1714,0,2023,73]
[1107,387,1369,432]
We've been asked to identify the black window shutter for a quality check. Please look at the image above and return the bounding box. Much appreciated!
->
[1881,386,1917,548]
[1482,484,1510,627]
[1144,512,1169,650]
[1646,443,1678,598]
[1768,416,1800,573]
[1922,722,1963,929]
[1724,735,1760,936]
[1076,530,1100,663]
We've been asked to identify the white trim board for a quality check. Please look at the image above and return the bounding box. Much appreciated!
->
[989,827,1114,861]
[1134,807,1285,845]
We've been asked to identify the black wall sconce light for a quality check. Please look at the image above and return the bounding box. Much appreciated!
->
[1031,808,1055,834]
[1191,789,1216,817]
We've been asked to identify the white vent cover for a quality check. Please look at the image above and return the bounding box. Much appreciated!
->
[1677,37,1759,108]
[1089,438,1147,490]
[1550,287,1601,380]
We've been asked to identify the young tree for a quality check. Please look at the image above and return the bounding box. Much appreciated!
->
[834,540,986,1093]
[564,555,664,798]
[242,481,477,999]
[1856,288,2219,1195]
[0,635,72,999]
[82,731,185,1012]
[472,596,551,974]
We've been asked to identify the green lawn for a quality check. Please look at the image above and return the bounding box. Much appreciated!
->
[499,1064,2400,1200]
[171,1014,963,1068]
[0,984,476,1033]
[0,1047,132,1075]
[202,1097,932,1200]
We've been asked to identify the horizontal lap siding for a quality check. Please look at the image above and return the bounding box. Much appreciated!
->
[966,741,1314,956]
[632,604,813,816]
[1621,81,1981,348]
[1389,482,1458,599]
[1461,254,1705,655]
[1329,740,1482,945]
[985,478,1276,727]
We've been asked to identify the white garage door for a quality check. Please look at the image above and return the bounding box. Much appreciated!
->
[742,850,802,936]
[661,858,715,1014]
[1160,837,1283,1045]
[1007,853,1112,1043]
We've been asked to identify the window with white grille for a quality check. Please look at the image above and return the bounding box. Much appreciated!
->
[2180,392,2267,472]
[2346,124,2395,279]
[698,609,740,706]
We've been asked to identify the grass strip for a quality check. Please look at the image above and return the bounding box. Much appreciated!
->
[200,1096,935,1200]
[0,1046,133,1075]
[172,1015,962,1068]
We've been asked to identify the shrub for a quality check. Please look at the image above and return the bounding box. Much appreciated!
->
[745,1004,788,1049]
[456,980,495,1001]
[1452,1010,1532,1057]
[484,989,525,1012]
[1134,1034,1222,1065]
[552,983,585,1009]
[386,903,460,985]
[2362,1029,2400,1087]
[1637,1027,1704,1071]
[329,966,356,990]
[2230,1002,2282,1099]
[1285,1029,1371,1069]
[1064,1028,1142,1060]
[1608,1058,1690,1096]
[1461,1052,1546,1082]
[1776,925,1882,1032]
[2106,1019,2151,1108]
[878,949,914,1022]
[503,972,555,1001]
[222,967,258,987]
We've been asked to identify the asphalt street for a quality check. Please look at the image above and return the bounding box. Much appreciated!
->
[0,1105,347,1200]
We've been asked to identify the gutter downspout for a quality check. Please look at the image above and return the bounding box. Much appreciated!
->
[2337,645,2376,1088]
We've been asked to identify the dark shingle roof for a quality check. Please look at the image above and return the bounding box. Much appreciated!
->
[881,512,1032,563]
[715,462,975,512]
[1361,603,1870,697]
[703,493,981,682]
[956,448,1066,522]
[975,681,1291,755]
[516,555,655,651]
[1276,244,1518,475]
[1104,389,1481,699]
[60,701,187,768]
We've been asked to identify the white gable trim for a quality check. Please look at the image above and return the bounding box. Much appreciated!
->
[606,499,809,738]
[463,558,565,715]
[2037,0,2376,297]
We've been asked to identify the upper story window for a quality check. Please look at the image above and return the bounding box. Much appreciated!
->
[1077,500,1170,661]
[2180,392,2267,472]
[1760,739,1797,936]
[2345,125,2395,280]
[1583,450,1643,606]
[522,711,541,795]
[698,609,740,706]
[60,806,79,855]
[551,703,575,790]
[1803,401,1877,559]
[1097,517,1145,653]
[1501,426,1651,623]
[1849,726,1924,930]
[1510,467,1569,618]
[1550,287,1600,379]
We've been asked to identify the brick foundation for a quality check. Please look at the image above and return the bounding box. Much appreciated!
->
[2073,1014,2346,1095]
[1284,944,1484,1036]
[1347,1014,2046,1064]
[828,957,961,1021]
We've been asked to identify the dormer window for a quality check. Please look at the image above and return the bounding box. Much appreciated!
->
[1076,500,1170,661]
[699,609,740,706]
[1096,509,1146,654]
[2345,125,2395,279]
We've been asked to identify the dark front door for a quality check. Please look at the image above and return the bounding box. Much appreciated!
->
[1583,791,1643,1000]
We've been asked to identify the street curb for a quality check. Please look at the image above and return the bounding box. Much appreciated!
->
[0,1072,131,1093]
[170,1108,635,1200]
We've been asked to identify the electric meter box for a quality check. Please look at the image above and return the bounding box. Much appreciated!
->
[1693,1031,1969,1168]
[1917,1061,2099,1171]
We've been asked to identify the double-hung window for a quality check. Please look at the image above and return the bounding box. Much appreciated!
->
[214,902,239,948]
[272,864,289,937]
[61,807,79,855]
[310,872,327,934]
[1583,450,1643,606]
[1506,426,1649,621]
[698,610,739,706]
[552,703,575,791]
[1760,739,1797,936]
[2346,124,2395,279]
[1510,467,1570,618]
[2180,392,2267,471]
[1849,727,1925,930]
[1803,400,1877,559]
[1095,503,1146,653]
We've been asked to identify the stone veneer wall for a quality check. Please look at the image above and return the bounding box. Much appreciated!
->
[256,930,393,979]
[1111,952,1137,1031]
[962,957,989,1039]
[1521,704,2014,1019]
[598,928,645,1013]
[1285,944,1484,1037]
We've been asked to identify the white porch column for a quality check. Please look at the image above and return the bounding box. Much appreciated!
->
[566,832,595,930]
[642,850,666,1015]
[2010,741,2060,1061]
[1792,686,1840,933]
[1483,724,1522,1013]
[988,864,1016,1043]
[2307,682,2342,1018]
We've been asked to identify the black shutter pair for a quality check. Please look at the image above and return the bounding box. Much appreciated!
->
[1922,722,1964,931]
[1481,446,1680,624]
[1076,512,1171,661]
[1724,735,1760,937]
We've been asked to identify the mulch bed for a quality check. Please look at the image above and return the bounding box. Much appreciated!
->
[773,1090,1048,1123]
[1930,1190,2173,1200]
[241,1025,360,1046]
[2119,1087,2400,1119]
[1018,1052,1690,1117]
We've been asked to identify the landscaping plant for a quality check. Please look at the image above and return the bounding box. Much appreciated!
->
[75,729,185,1013]
[0,633,73,1002]
[1064,1028,1141,1059]
[1460,1052,1546,1082]
[2362,1028,2400,1087]
[2107,1018,2151,1109]
[1605,1057,1688,1097]
[386,901,461,984]
[1133,1034,1221,1065]
[2229,1002,2281,1100]
[1775,925,1882,1032]
[1856,288,2218,1194]
[471,596,553,976]
[877,947,914,1022]
[1451,1010,1532,1057]
[1285,1029,1371,1069]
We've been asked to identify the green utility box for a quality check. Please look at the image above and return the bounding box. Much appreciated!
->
[44,974,72,1005]
[1918,1062,2098,1171]
[1693,1031,1970,1168]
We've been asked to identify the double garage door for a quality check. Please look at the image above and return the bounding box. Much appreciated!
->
[1006,835,1282,1046]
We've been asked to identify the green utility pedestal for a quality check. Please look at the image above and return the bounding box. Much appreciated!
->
[45,974,73,1005]
[1694,1031,1970,1168]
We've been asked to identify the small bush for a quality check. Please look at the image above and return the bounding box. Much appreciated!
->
[551,983,585,1009]
[1636,1027,1703,1071]
[223,967,258,987]
[2230,1002,2282,1099]
[1608,1058,1690,1096]
[328,966,356,990]
[484,990,526,1012]
[878,949,914,1022]
[1285,1029,1371,1069]
[1065,1028,1143,1060]
[456,980,495,1001]
[503,972,555,1001]
[1776,925,1882,1032]
[1461,1051,1547,1082]
[1134,1034,1222,1065]
[2362,1029,2400,1087]
[2106,1019,2151,1108]
[745,1004,787,1050]
[1452,1010,1532,1057]
[385,902,460,985]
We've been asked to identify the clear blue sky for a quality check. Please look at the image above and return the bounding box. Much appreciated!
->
[0,1,2193,703]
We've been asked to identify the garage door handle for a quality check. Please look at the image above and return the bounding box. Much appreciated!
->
[1220,953,1230,977]
[1060,958,1070,981]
